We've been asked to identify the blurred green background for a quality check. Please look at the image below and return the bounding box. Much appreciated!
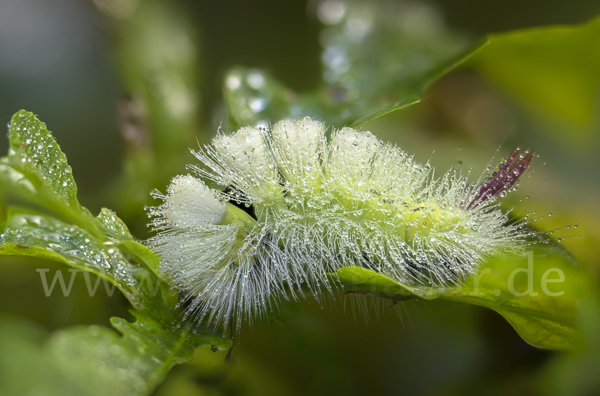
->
[1,0,599,395]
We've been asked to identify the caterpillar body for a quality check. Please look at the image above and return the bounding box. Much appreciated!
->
[147,117,535,330]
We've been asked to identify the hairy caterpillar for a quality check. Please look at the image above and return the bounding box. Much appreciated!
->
[147,117,536,330]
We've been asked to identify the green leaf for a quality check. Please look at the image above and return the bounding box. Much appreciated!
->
[0,110,103,238]
[345,37,487,127]
[223,2,487,130]
[315,0,487,126]
[334,241,591,350]
[0,314,231,396]
[0,111,229,393]
[96,207,169,285]
[7,110,79,207]
[0,205,176,323]
[0,111,164,309]
[0,209,224,393]
[469,16,600,136]
[97,207,135,239]
[1,210,144,305]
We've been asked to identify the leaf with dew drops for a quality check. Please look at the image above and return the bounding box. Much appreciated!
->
[1,209,143,306]
[96,207,168,282]
[7,110,79,206]
[222,2,487,130]
[0,110,102,238]
[0,110,230,394]
[334,239,592,350]
[314,0,487,127]
[0,207,226,393]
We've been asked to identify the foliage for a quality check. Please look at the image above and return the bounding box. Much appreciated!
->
[0,111,230,396]
[1,0,599,394]
[335,239,588,351]
[469,16,600,138]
